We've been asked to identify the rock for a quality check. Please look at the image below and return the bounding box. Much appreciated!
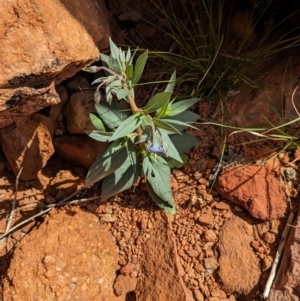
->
[113,275,137,296]
[0,114,54,181]
[269,207,300,300]
[47,170,79,198]
[0,0,105,128]
[203,230,217,242]
[198,212,214,226]
[135,211,195,301]
[216,164,287,220]
[218,215,261,295]
[54,134,108,169]
[204,258,219,271]
[49,85,69,122]
[1,207,123,301]
[64,90,96,134]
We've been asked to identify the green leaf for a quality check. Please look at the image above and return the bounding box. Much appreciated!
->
[108,57,121,74]
[100,53,110,65]
[85,130,112,142]
[153,118,182,134]
[101,146,140,201]
[116,89,130,100]
[162,111,200,131]
[159,129,183,163]
[144,92,172,113]
[165,70,177,93]
[164,154,188,168]
[89,113,105,131]
[110,113,143,141]
[109,38,121,60]
[85,141,127,187]
[160,118,198,130]
[132,50,148,85]
[167,98,199,116]
[143,155,175,214]
[95,102,129,129]
[126,64,133,79]
[169,133,198,153]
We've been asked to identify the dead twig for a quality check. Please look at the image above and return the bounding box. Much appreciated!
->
[263,211,295,298]
[0,168,23,247]
[0,186,90,241]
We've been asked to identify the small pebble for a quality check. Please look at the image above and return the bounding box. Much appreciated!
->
[203,230,217,242]
[194,289,204,301]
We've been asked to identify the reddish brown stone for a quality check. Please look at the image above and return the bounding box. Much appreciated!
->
[1,208,123,301]
[218,215,261,295]
[113,274,137,296]
[215,164,287,220]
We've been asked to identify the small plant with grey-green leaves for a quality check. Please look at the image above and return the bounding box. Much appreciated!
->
[83,39,200,214]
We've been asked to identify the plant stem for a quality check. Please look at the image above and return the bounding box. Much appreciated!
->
[123,83,147,158]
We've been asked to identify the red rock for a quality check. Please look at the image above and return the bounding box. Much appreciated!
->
[186,249,199,257]
[269,207,300,300]
[0,114,54,180]
[54,134,108,169]
[1,207,122,300]
[211,201,231,211]
[120,263,135,276]
[113,274,137,296]
[218,215,261,295]
[198,212,214,226]
[216,164,287,220]
[0,0,108,128]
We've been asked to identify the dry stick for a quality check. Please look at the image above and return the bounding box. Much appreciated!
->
[0,186,88,241]
[0,168,23,247]
[263,211,295,299]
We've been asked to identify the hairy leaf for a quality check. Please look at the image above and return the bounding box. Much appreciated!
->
[132,50,148,85]
[89,113,105,131]
[144,92,172,113]
[95,102,129,129]
[109,38,121,60]
[110,113,143,141]
[85,141,127,187]
[108,57,121,74]
[85,130,112,142]
[100,53,110,65]
[167,98,199,116]
[116,89,130,100]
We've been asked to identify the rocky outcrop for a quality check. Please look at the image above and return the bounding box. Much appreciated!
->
[1,207,124,301]
[0,0,111,128]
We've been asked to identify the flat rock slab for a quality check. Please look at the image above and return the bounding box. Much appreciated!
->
[1,207,123,301]
[216,164,287,220]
